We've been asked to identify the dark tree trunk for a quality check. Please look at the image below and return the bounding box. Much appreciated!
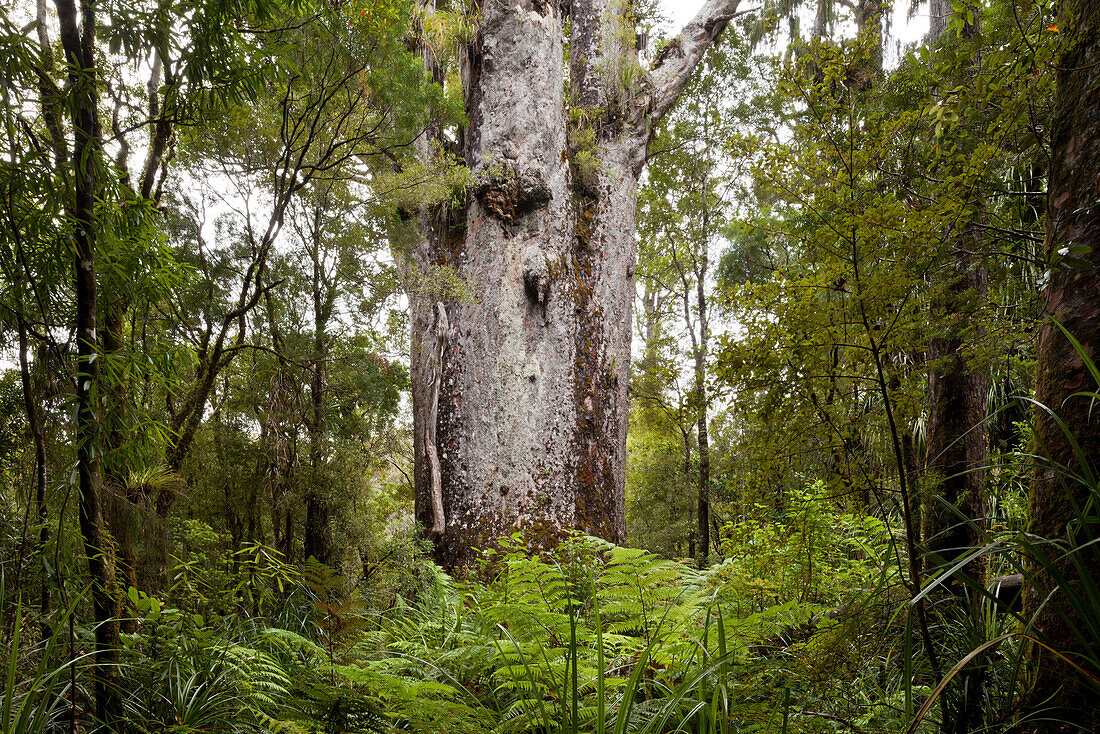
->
[679,239,711,568]
[901,430,920,543]
[54,0,122,723]
[696,386,711,565]
[304,233,333,566]
[922,0,987,582]
[695,220,711,567]
[923,250,989,579]
[682,424,694,561]
[411,0,740,569]
[283,503,294,564]
[304,354,331,564]
[1024,0,1100,726]
[923,254,990,734]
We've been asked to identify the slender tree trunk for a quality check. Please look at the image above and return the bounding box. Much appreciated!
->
[411,0,740,568]
[922,5,988,589]
[923,249,989,577]
[686,421,696,561]
[17,323,50,635]
[854,0,882,86]
[695,200,712,566]
[26,1,59,636]
[679,241,711,568]
[305,231,332,566]
[901,430,920,541]
[1025,0,1100,725]
[696,390,711,565]
[100,308,142,634]
[54,0,122,722]
[681,424,694,559]
[304,360,331,564]
[35,0,67,168]
[283,500,294,564]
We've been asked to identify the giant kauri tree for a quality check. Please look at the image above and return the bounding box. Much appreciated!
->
[411,0,741,567]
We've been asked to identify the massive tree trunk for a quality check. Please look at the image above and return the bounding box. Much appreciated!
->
[1025,0,1100,725]
[411,0,739,568]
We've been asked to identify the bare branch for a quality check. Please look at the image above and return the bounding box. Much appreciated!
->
[647,0,744,124]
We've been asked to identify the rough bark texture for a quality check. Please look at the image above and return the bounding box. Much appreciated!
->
[412,0,739,568]
[853,0,882,82]
[923,0,987,581]
[1024,0,1100,726]
[923,251,989,577]
[929,0,980,43]
[929,0,951,44]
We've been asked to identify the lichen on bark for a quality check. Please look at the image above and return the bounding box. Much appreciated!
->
[410,0,742,569]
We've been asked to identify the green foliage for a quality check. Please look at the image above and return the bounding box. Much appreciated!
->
[716,481,894,612]
[0,0,1092,729]
[1,583,80,734]
[359,530,899,733]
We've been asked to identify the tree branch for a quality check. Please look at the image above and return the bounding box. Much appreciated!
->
[647,0,744,124]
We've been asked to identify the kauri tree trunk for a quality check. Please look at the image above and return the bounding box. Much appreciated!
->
[1025,0,1100,725]
[412,0,740,568]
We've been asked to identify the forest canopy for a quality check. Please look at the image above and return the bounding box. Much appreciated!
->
[1,0,1098,731]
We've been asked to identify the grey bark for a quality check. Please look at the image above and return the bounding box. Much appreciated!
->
[928,0,950,41]
[412,0,740,568]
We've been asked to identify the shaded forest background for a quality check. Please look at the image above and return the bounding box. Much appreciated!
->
[1,0,1099,731]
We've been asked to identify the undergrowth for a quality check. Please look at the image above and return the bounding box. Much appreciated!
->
[0,491,949,733]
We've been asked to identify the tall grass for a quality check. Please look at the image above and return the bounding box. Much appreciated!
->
[1,577,83,734]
